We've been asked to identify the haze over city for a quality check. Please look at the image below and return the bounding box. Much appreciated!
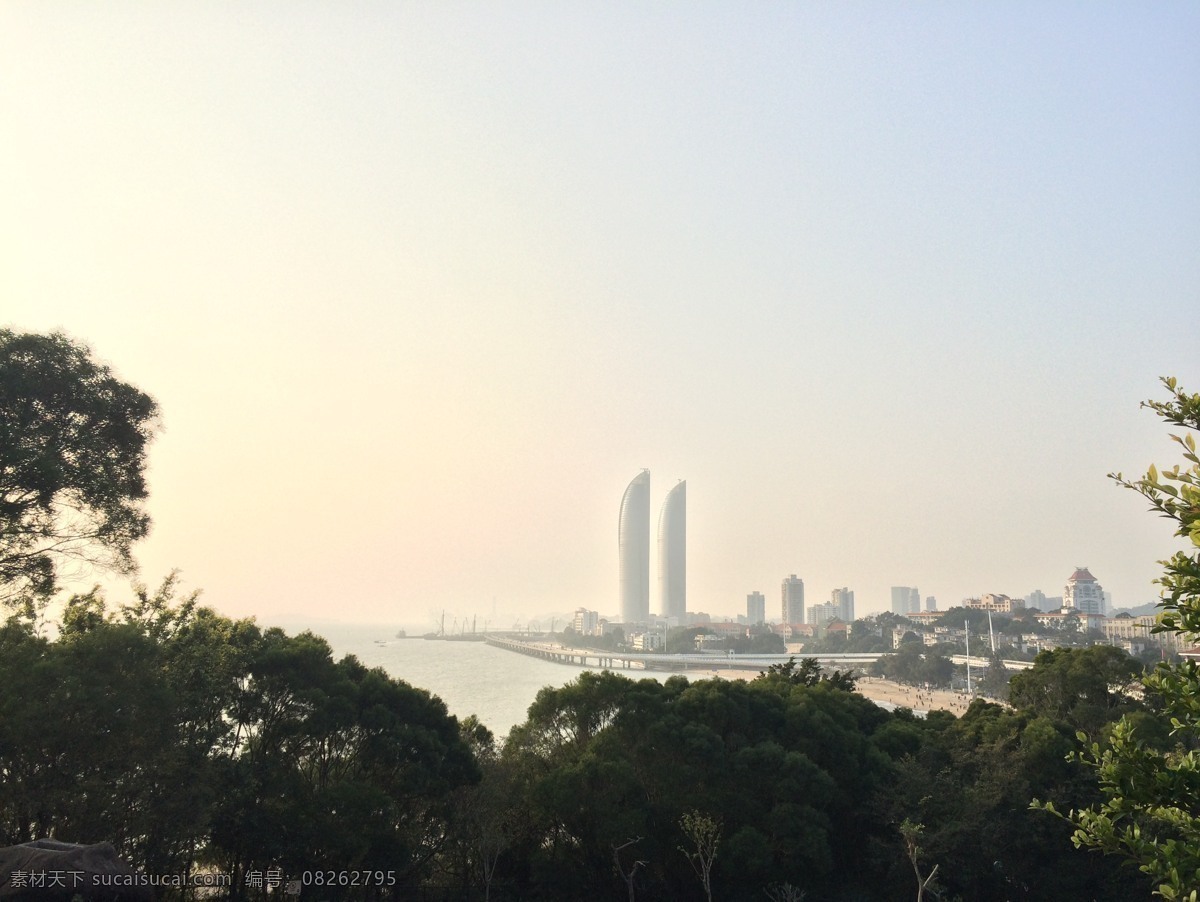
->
[2,4,1196,629]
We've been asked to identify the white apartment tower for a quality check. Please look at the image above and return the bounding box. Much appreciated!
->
[831,587,855,623]
[747,591,766,625]
[891,586,921,615]
[808,601,839,627]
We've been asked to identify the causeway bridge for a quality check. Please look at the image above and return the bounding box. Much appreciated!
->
[485,635,1033,674]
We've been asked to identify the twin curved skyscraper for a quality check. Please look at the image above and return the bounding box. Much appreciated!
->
[618,470,686,624]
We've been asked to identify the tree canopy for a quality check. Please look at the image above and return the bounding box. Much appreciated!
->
[0,582,480,898]
[1,331,1175,900]
[0,330,158,606]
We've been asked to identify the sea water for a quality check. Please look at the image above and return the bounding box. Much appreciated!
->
[271,620,898,740]
[275,619,601,740]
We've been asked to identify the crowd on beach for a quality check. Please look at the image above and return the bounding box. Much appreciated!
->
[853,674,979,715]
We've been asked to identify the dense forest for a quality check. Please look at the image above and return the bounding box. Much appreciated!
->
[2,331,1198,900]
[0,589,1156,901]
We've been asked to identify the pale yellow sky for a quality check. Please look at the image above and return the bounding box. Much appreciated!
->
[2,4,1197,629]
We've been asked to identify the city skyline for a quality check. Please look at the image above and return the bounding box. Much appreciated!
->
[574,564,1135,630]
[2,6,1196,628]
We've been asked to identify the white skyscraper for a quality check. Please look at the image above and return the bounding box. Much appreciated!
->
[618,470,650,624]
[658,480,686,620]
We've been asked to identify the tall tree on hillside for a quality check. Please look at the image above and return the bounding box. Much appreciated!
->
[0,330,158,607]
[1037,378,1200,900]
[1009,645,1143,736]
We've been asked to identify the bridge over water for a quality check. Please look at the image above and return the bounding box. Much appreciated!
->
[485,635,1032,674]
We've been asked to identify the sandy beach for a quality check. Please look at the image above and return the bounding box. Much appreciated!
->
[517,641,983,716]
[708,669,979,716]
[849,675,979,716]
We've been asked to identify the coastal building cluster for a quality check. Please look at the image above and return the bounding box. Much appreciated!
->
[896,607,1179,656]
[579,472,1160,655]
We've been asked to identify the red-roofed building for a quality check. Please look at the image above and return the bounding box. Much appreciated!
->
[1065,567,1106,616]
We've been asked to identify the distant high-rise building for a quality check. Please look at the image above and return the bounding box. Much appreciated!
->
[782,574,805,624]
[831,587,855,623]
[808,601,839,627]
[924,596,937,612]
[1065,567,1105,616]
[1026,589,1048,610]
[573,608,599,636]
[747,591,766,625]
[619,470,650,624]
[891,586,920,615]
[658,480,686,620]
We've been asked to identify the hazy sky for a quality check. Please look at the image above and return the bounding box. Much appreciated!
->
[2,4,1197,629]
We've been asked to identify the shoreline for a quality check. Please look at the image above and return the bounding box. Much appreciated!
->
[709,670,979,716]
[504,640,985,716]
[648,660,982,716]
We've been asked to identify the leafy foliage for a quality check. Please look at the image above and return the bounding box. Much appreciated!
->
[877,698,1147,900]
[678,810,721,902]
[1036,378,1200,900]
[872,644,955,689]
[0,583,479,900]
[898,820,939,902]
[487,669,919,900]
[0,330,158,606]
[1009,645,1144,736]
[758,656,858,690]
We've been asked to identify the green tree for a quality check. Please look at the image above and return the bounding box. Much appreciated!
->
[757,656,857,690]
[873,644,952,687]
[498,670,899,900]
[0,599,200,876]
[0,330,158,606]
[1037,378,1200,900]
[207,627,481,899]
[899,820,940,902]
[1009,645,1143,736]
[917,649,955,689]
[679,810,721,902]
[665,625,709,654]
[884,700,1146,901]
[935,607,993,633]
[980,653,1011,702]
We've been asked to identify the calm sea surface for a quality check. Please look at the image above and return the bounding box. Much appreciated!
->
[276,620,897,739]
[278,620,609,740]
